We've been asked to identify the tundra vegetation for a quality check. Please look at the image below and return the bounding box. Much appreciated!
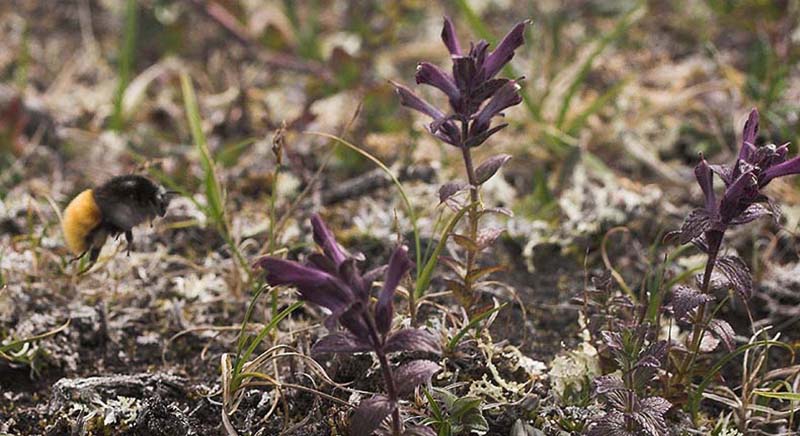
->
[2,2,800,435]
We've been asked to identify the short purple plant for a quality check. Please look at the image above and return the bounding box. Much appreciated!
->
[589,326,671,436]
[670,108,800,396]
[255,214,441,436]
[393,17,527,312]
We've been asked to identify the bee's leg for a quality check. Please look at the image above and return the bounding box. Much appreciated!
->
[89,247,101,263]
[75,247,101,275]
[70,250,87,264]
[125,230,133,256]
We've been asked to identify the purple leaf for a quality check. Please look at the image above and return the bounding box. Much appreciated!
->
[416,62,460,104]
[671,285,714,321]
[472,78,510,104]
[394,360,441,397]
[636,355,661,369]
[587,410,627,436]
[765,197,782,225]
[643,340,668,361]
[480,21,528,81]
[375,246,414,335]
[632,397,670,436]
[708,318,736,351]
[339,258,368,301]
[694,155,716,214]
[384,328,441,354]
[640,396,671,416]
[740,108,759,161]
[719,171,759,224]
[714,255,752,299]
[594,375,624,394]
[307,253,338,275]
[475,154,512,185]
[337,303,371,341]
[311,332,372,355]
[311,214,348,267]
[438,181,467,204]
[710,163,734,186]
[254,257,353,313]
[404,426,437,436]
[476,227,505,249]
[452,56,477,92]
[463,123,508,148]
[350,395,395,436]
[601,331,624,352]
[678,209,712,244]
[729,203,772,225]
[480,206,514,217]
[604,389,634,412]
[363,265,388,284]
[441,17,461,56]
[699,331,720,353]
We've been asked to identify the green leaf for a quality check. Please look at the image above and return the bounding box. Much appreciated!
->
[752,390,800,401]
[446,303,507,351]
[450,397,482,420]
[689,340,793,419]
[415,203,473,299]
[231,301,303,390]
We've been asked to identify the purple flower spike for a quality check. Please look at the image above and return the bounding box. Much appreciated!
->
[375,246,414,335]
[255,215,425,359]
[395,18,527,148]
[678,108,798,251]
[441,17,462,56]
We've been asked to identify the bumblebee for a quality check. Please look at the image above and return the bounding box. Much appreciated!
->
[62,175,174,265]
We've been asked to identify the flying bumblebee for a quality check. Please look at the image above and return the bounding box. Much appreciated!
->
[62,175,175,266]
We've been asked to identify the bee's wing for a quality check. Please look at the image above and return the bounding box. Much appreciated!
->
[99,199,153,231]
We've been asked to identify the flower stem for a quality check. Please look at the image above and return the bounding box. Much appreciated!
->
[672,232,722,392]
[460,121,481,314]
[364,313,401,436]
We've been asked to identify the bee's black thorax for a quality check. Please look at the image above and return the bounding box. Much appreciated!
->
[93,175,171,235]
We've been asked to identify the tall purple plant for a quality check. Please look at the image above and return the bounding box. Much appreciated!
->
[392,17,527,312]
[670,108,800,393]
[255,214,441,436]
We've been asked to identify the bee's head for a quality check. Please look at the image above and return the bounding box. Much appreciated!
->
[155,186,178,217]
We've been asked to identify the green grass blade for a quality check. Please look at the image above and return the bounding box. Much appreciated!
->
[232,301,303,388]
[180,73,225,225]
[555,3,643,129]
[753,390,800,401]
[0,319,70,355]
[446,303,507,351]
[689,340,793,419]
[235,284,268,357]
[111,0,138,131]
[564,78,628,135]
[415,203,473,299]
